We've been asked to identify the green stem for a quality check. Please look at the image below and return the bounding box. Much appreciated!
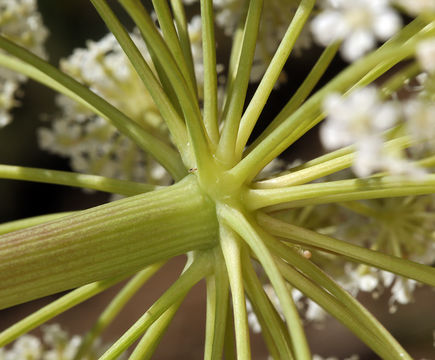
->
[204,248,230,360]
[275,259,401,360]
[216,0,263,166]
[170,0,198,96]
[129,300,183,360]
[257,213,435,287]
[219,224,251,359]
[119,0,212,175]
[0,175,218,309]
[0,164,155,195]
[89,0,191,166]
[200,0,220,146]
[241,252,294,360]
[99,252,213,360]
[235,0,316,158]
[246,174,435,210]
[128,255,194,360]
[224,297,237,360]
[265,235,412,360]
[0,275,127,347]
[220,2,248,126]
[253,136,412,188]
[72,263,165,360]
[218,205,311,360]
[0,40,186,181]
[245,42,339,156]
[229,21,435,184]
[152,0,197,95]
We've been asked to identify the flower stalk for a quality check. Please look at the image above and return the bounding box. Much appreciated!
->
[0,176,218,309]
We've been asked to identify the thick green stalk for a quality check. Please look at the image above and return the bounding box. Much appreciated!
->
[0,176,218,309]
[0,212,74,235]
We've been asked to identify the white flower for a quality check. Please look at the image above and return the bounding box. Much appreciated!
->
[311,0,402,61]
[417,39,435,74]
[4,335,43,360]
[0,0,48,127]
[321,87,397,148]
[320,87,402,177]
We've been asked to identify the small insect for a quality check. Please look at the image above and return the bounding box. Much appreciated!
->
[297,247,312,259]
[302,250,312,259]
[188,167,198,173]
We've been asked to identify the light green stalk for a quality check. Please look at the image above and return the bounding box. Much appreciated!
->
[0,176,218,309]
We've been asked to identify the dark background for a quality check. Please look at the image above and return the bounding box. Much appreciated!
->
[0,1,434,359]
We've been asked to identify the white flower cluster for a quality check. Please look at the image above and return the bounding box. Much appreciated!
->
[0,324,107,360]
[311,0,402,61]
[320,82,435,178]
[38,32,172,186]
[0,0,48,127]
[320,86,404,178]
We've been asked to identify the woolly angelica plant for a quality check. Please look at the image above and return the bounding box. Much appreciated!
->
[0,0,435,359]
